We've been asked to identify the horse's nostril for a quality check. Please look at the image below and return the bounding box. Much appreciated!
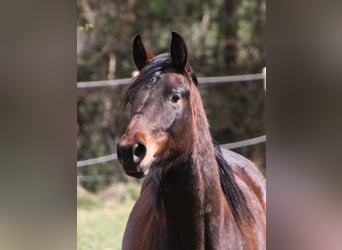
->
[132,142,146,163]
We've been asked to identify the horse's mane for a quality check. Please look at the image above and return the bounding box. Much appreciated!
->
[122,53,197,109]
[214,143,255,225]
[122,54,171,108]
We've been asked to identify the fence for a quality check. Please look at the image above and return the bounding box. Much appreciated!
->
[77,73,265,88]
[77,70,266,170]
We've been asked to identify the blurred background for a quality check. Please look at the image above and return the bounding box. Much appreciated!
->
[77,0,265,249]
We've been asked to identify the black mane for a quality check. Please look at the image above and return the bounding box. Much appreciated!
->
[122,54,171,108]
[122,53,198,108]
[214,144,255,225]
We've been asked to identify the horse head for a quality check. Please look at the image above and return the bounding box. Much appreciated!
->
[117,32,198,178]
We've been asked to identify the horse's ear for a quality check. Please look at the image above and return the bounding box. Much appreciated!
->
[133,34,154,71]
[170,31,188,71]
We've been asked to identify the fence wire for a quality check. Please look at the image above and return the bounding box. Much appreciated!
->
[77,73,264,88]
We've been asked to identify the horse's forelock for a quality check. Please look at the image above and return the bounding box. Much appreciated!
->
[122,53,197,109]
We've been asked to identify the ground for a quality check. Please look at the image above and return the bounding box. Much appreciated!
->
[77,182,140,250]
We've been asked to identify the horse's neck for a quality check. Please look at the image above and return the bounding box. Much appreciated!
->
[166,89,223,203]
[190,87,223,203]
[160,92,226,248]
[161,147,226,249]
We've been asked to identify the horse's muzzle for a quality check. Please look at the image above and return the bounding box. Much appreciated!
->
[117,142,147,178]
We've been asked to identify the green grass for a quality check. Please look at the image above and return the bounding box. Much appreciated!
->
[77,183,139,250]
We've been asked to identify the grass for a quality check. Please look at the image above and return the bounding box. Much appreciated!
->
[77,182,140,250]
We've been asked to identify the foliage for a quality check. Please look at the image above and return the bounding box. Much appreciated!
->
[77,0,266,192]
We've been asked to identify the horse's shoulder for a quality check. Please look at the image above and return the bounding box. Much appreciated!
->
[220,148,266,206]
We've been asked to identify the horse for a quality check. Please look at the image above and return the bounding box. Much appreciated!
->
[117,32,266,250]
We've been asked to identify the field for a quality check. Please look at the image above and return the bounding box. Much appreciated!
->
[77,182,140,250]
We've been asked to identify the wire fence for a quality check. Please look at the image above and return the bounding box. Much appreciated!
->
[77,73,264,88]
[77,70,266,173]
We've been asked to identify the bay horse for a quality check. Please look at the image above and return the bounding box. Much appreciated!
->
[117,32,266,250]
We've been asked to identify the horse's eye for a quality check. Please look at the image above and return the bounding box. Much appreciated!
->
[170,93,182,103]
